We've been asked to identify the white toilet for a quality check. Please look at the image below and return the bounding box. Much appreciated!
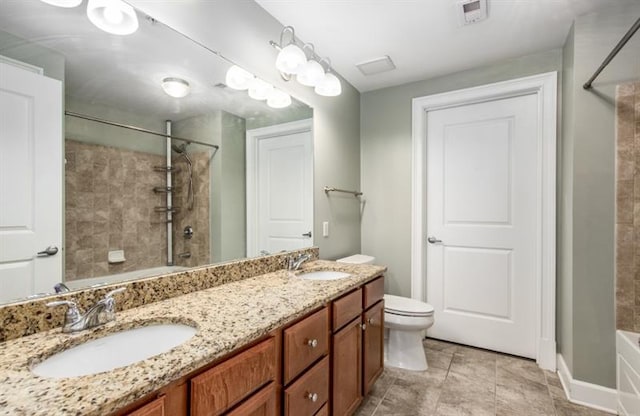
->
[336,254,435,372]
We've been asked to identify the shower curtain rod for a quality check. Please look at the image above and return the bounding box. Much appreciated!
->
[583,17,640,90]
[65,111,220,150]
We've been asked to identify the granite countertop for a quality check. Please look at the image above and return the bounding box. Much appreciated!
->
[0,260,385,416]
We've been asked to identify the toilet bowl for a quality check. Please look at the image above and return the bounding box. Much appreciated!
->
[336,254,435,372]
[383,294,434,371]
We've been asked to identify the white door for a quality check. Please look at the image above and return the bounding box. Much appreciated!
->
[246,119,313,257]
[426,93,538,358]
[0,61,63,302]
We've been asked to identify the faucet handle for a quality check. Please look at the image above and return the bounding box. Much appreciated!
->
[47,300,81,324]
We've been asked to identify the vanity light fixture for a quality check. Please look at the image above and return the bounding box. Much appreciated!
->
[275,26,307,75]
[161,77,190,98]
[271,25,342,97]
[39,0,83,7]
[225,65,254,90]
[266,88,292,109]
[87,0,139,35]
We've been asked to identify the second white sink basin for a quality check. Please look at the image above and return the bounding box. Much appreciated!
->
[32,323,197,378]
[299,270,352,281]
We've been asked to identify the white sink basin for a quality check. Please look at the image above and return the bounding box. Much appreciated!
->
[32,323,197,378]
[299,270,352,281]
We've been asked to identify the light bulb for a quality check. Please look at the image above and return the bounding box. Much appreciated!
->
[314,72,342,97]
[39,0,82,7]
[225,65,254,90]
[162,77,190,98]
[248,78,273,100]
[297,59,325,87]
[275,44,307,75]
[267,89,292,109]
[87,0,139,35]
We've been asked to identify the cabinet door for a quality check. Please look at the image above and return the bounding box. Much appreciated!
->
[227,383,277,416]
[363,300,384,395]
[126,396,165,416]
[332,318,363,416]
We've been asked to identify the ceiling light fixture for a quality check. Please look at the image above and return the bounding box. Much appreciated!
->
[267,88,292,109]
[87,0,139,35]
[39,0,83,7]
[161,77,190,98]
[270,25,341,97]
[225,65,254,90]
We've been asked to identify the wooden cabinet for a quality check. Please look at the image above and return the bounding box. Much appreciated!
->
[191,337,276,416]
[283,307,329,384]
[331,276,385,416]
[314,403,329,416]
[363,300,384,395]
[126,397,165,416]
[332,318,363,416]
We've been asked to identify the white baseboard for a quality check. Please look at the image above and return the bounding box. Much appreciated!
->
[556,354,618,414]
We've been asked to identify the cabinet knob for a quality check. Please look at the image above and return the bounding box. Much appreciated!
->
[307,339,318,348]
[307,392,318,402]
[368,318,374,325]
[361,323,367,331]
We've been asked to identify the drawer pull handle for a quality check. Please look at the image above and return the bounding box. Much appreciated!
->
[307,392,318,402]
[307,339,318,348]
[361,323,367,331]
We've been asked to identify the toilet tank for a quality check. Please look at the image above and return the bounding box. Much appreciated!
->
[336,254,375,265]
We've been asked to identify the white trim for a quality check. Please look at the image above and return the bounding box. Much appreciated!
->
[557,354,618,414]
[410,72,557,370]
[245,118,314,257]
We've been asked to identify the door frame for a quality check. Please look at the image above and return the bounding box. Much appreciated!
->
[410,72,557,370]
[246,118,314,257]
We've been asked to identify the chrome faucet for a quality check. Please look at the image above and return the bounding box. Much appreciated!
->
[287,253,311,271]
[47,288,126,333]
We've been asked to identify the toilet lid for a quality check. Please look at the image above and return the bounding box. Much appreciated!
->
[384,294,434,317]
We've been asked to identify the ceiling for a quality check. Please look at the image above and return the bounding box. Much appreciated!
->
[256,0,619,92]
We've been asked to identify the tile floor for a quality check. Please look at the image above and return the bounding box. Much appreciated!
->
[355,338,612,416]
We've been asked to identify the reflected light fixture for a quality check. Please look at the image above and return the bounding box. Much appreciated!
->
[267,89,292,109]
[161,77,190,98]
[248,78,273,100]
[274,26,306,75]
[225,65,254,90]
[87,0,139,35]
[271,25,342,97]
[39,0,82,7]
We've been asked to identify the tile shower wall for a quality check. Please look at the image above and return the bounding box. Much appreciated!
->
[172,151,211,267]
[616,82,640,331]
[65,140,167,280]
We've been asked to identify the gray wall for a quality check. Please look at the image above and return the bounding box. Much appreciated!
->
[561,3,640,388]
[360,49,563,297]
[129,0,362,261]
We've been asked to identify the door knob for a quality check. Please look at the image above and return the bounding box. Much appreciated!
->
[37,246,58,257]
[427,236,442,244]
[302,231,312,238]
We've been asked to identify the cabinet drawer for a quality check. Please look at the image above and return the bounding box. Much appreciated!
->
[284,307,329,384]
[333,288,363,331]
[364,277,384,309]
[191,337,276,416]
[126,396,165,416]
[284,356,329,416]
[227,382,277,416]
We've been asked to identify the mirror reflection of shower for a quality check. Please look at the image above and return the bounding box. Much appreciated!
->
[171,142,194,211]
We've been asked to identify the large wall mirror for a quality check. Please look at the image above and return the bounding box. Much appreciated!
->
[0,1,314,304]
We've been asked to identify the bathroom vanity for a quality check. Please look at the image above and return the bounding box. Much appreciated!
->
[0,252,386,416]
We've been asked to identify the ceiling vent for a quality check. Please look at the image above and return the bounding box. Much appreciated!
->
[457,0,487,26]
[356,56,396,76]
